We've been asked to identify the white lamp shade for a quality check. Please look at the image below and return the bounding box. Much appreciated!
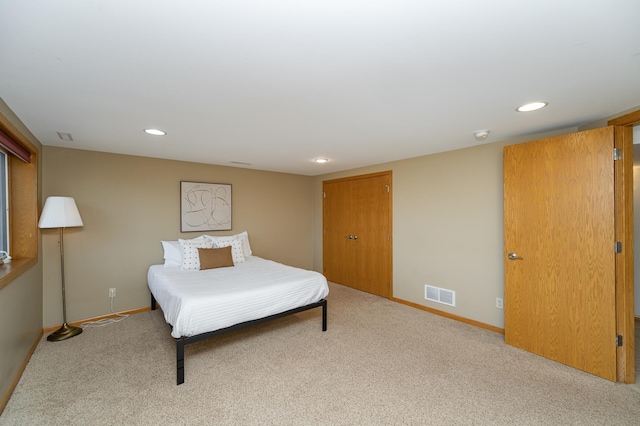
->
[38,197,84,228]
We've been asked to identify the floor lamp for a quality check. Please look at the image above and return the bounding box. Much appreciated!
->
[38,196,84,342]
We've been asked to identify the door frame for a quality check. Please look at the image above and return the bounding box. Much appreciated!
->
[609,110,639,383]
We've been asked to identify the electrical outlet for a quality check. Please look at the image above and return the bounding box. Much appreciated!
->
[496,297,503,309]
[109,288,116,298]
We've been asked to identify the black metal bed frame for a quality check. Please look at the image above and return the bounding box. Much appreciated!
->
[151,295,327,385]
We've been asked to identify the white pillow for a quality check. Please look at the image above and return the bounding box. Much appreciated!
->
[203,231,252,257]
[161,240,182,268]
[214,239,245,264]
[162,236,206,268]
[179,238,214,270]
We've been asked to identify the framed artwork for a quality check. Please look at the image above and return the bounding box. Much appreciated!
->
[180,181,232,232]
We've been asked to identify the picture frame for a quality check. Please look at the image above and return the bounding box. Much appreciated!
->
[180,181,232,232]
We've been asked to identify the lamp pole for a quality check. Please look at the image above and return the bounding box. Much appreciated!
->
[47,226,83,341]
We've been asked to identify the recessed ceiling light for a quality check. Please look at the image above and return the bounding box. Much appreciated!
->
[516,102,548,112]
[144,128,166,136]
[314,158,329,163]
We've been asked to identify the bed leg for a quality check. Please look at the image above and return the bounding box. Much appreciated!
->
[177,340,185,385]
[322,299,327,331]
[151,294,157,311]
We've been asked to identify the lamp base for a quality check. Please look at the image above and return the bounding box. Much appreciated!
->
[47,323,83,342]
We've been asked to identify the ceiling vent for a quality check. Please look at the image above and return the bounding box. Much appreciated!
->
[56,132,73,141]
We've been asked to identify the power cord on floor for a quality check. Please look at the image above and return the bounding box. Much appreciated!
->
[81,295,129,329]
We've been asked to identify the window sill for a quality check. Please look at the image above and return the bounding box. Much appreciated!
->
[0,257,37,291]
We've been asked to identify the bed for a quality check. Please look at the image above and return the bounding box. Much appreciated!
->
[148,233,329,385]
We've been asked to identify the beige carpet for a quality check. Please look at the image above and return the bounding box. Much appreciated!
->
[1,282,639,425]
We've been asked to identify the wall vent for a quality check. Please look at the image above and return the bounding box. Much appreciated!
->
[425,285,456,307]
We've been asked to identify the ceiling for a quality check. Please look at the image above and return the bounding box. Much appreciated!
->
[1,1,639,176]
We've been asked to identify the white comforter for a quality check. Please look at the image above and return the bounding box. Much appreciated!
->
[147,256,329,338]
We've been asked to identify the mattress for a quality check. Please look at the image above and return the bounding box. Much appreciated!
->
[147,256,329,338]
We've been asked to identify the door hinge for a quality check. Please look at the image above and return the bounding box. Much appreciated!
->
[616,334,623,347]
[613,148,621,161]
[323,192,326,198]
[615,241,622,254]
[385,184,390,193]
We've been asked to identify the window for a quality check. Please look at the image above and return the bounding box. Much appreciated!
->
[0,113,38,290]
[0,149,7,253]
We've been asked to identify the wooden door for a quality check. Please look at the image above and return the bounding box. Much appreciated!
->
[504,127,617,381]
[323,179,353,287]
[323,172,392,298]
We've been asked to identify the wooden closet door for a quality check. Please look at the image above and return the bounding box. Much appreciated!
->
[351,173,391,297]
[322,179,353,287]
[323,172,392,298]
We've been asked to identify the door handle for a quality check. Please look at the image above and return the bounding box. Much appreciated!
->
[345,235,353,239]
[353,235,358,240]
[508,252,523,260]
